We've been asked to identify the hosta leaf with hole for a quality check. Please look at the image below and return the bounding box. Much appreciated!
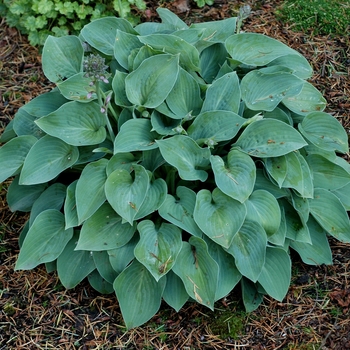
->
[194,188,246,249]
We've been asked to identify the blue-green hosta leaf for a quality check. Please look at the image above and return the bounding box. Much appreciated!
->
[15,209,73,270]
[257,247,291,301]
[13,109,44,138]
[157,7,188,30]
[279,198,311,244]
[199,43,228,83]
[76,158,108,224]
[282,82,327,116]
[77,202,136,251]
[81,17,136,55]
[108,233,139,274]
[42,35,83,83]
[134,177,167,220]
[138,34,199,71]
[88,270,114,294]
[158,186,203,237]
[201,72,241,113]
[264,155,288,187]
[225,33,299,66]
[7,176,47,212]
[35,101,106,146]
[114,29,143,70]
[264,107,293,125]
[57,232,96,289]
[234,119,307,158]
[306,154,350,190]
[125,54,179,108]
[309,188,350,243]
[19,135,79,185]
[0,119,16,143]
[150,110,180,136]
[282,151,313,198]
[245,190,281,236]
[162,270,189,312]
[165,68,202,118]
[57,73,95,102]
[114,119,160,153]
[106,153,135,176]
[64,180,79,229]
[332,182,350,210]
[135,220,182,281]
[29,183,66,226]
[194,188,246,249]
[268,54,313,79]
[172,237,219,309]
[291,192,310,224]
[241,278,264,312]
[254,168,289,199]
[105,164,149,225]
[114,260,165,329]
[268,205,287,246]
[241,69,304,111]
[210,149,256,203]
[92,251,119,284]
[0,135,37,182]
[205,238,242,301]
[290,216,333,265]
[298,112,348,153]
[187,111,245,146]
[156,135,211,182]
[226,220,267,282]
[112,71,132,107]
[141,148,165,172]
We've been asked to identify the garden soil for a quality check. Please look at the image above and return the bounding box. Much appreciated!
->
[1,0,350,349]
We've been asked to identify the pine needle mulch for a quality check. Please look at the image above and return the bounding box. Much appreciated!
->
[1,1,350,349]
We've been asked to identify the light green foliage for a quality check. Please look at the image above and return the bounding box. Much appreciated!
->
[0,0,146,46]
[276,0,350,36]
[1,8,350,329]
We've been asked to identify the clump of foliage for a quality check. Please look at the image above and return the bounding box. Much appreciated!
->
[276,0,350,36]
[1,8,350,329]
[0,0,146,46]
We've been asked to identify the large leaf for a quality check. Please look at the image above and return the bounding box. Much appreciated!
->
[165,68,202,118]
[172,237,219,310]
[201,72,241,113]
[226,220,267,282]
[114,260,165,329]
[112,71,132,107]
[194,188,246,249]
[226,33,299,66]
[158,186,204,237]
[15,209,73,270]
[13,109,43,138]
[77,203,136,251]
[241,68,304,111]
[81,17,136,55]
[138,34,199,71]
[134,220,182,281]
[42,35,83,83]
[298,111,348,153]
[282,82,327,116]
[92,251,119,284]
[57,73,95,102]
[306,154,350,190]
[210,149,256,203]
[268,54,313,79]
[156,135,211,181]
[241,278,264,312]
[19,135,79,185]
[157,7,188,30]
[187,111,245,146]
[105,164,149,225]
[205,238,242,301]
[264,155,288,187]
[245,190,281,236]
[76,158,108,223]
[309,188,350,243]
[35,101,106,146]
[114,119,160,153]
[125,54,179,108]
[257,247,291,301]
[57,232,96,289]
[64,180,79,229]
[88,270,114,294]
[233,119,307,158]
[0,135,37,182]
[290,216,333,265]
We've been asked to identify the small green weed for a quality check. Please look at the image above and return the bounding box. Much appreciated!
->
[276,0,350,36]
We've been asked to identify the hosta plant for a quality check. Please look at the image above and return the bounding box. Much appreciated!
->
[1,8,350,329]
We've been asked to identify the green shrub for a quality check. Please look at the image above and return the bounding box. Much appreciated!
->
[1,8,350,329]
[276,0,350,36]
[0,0,146,46]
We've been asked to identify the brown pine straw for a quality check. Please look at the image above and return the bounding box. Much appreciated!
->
[1,0,350,349]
